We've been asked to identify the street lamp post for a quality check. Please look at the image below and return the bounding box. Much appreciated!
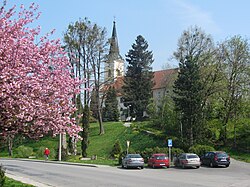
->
[58,133,62,161]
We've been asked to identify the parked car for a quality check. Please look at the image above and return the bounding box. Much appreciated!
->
[174,153,201,169]
[122,154,144,169]
[148,153,170,168]
[201,151,230,167]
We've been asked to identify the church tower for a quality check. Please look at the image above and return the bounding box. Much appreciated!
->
[104,21,124,83]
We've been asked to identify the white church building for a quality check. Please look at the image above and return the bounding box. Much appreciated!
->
[103,21,178,121]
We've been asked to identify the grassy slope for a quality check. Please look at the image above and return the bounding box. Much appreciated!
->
[0,122,165,160]
[86,122,164,158]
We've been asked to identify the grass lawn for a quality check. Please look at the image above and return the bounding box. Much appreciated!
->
[3,177,34,187]
[86,122,164,158]
[225,149,250,163]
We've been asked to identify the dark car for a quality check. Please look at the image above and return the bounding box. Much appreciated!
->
[148,153,170,168]
[122,154,144,169]
[174,153,201,169]
[201,151,230,168]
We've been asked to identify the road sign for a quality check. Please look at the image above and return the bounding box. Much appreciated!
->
[168,139,172,147]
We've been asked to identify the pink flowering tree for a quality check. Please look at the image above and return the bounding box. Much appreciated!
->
[0,2,82,154]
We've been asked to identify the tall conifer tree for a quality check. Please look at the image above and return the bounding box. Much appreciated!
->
[173,26,213,147]
[122,35,154,121]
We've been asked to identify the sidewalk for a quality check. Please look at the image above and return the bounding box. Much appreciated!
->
[123,122,131,127]
[5,173,50,187]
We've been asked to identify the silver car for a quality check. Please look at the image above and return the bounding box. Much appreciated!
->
[122,154,144,169]
[174,153,201,169]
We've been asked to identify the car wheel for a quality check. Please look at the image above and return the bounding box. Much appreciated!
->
[196,166,200,169]
[225,164,229,168]
[124,163,128,168]
[141,166,144,169]
[122,164,124,168]
[210,162,214,168]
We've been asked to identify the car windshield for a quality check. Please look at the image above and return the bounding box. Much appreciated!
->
[155,156,167,160]
[217,153,228,158]
[187,154,199,159]
[128,154,141,158]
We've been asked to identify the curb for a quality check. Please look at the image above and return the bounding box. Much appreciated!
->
[1,158,99,168]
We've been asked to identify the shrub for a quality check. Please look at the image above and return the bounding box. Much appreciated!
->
[188,144,215,156]
[16,145,33,158]
[36,147,46,159]
[49,148,56,160]
[0,164,5,187]
[140,148,154,163]
[110,140,122,159]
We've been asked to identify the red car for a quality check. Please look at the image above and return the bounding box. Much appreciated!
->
[148,153,170,168]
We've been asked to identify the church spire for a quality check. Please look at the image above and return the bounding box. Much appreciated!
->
[104,20,124,83]
[109,21,122,60]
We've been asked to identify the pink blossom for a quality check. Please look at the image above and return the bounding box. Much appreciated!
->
[0,2,82,139]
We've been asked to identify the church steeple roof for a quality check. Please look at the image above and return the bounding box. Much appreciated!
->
[108,21,122,60]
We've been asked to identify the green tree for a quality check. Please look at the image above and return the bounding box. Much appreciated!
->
[64,18,108,156]
[103,87,119,121]
[215,36,250,146]
[122,35,154,121]
[173,26,214,147]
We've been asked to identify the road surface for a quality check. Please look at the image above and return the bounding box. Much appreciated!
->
[1,158,250,187]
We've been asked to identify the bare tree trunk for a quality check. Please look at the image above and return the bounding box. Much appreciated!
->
[81,105,90,157]
[7,134,14,157]
[97,107,104,135]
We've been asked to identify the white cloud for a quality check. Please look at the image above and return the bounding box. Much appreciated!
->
[173,0,221,34]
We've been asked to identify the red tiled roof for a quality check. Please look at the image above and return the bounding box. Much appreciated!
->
[111,77,124,96]
[102,68,178,95]
[112,76,124,91]
[101,76,124,96]
[152,69,178,90]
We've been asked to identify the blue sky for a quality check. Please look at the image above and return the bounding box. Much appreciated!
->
[7,0,250,71]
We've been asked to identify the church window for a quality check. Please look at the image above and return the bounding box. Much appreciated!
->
[108,69,111,77]
[117,69,121,76]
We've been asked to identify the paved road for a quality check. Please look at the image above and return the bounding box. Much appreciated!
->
[1,158,250,187]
